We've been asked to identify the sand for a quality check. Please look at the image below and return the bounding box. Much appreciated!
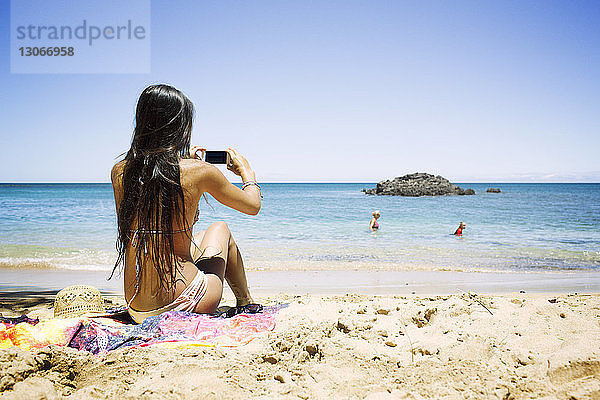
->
[1,291,600,399]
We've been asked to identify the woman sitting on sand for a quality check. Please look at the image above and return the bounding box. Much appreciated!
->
[369,210,380,231]
[110,84,262,323]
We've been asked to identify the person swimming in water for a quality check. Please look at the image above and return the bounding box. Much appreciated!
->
[369,210,380,231]
[454,221,466,236]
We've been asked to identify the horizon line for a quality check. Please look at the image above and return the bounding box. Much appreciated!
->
[1,181,599,184]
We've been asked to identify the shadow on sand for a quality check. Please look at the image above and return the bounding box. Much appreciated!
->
[0,290,59,312]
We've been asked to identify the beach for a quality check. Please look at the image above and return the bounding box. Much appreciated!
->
[1,289,600,399]
[2,270,600,399]
[1,183,599,398]
[3,0,600,396]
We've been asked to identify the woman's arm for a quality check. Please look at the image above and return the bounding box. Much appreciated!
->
[369,218,375,231]
[195,148,261,215]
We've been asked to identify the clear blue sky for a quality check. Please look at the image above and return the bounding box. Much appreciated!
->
[1,0,599,182]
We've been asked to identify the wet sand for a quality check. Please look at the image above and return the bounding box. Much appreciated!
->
[2,268,600,295]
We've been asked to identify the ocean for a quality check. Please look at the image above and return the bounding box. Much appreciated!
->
[0,183,599,276]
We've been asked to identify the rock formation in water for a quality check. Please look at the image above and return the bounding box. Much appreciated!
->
[363,173,475,197]
[486,188,501,193]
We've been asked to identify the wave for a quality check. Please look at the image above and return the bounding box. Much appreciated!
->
[1,241,598,273]
[0,244,115,271]
[0,258,113,271]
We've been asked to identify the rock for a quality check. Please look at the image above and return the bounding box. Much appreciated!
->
[305,343,319,356]
[412,308,436,328]
[493,387,510,399]
[336,319,351,333]
[513,351,535,366]
[424,308,436,320]
[486,188,501,193]
[376,309,389,315]
[412,343,439,356]
[263,356,278,364]
[364,173,475,197]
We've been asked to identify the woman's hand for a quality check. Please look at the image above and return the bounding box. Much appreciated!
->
[198,149,261,215]
[190,146,206,160]
[226,148,255,182]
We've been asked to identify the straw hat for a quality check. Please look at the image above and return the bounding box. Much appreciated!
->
[53,285,105,318]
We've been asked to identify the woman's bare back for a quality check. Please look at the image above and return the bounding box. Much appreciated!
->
[112,159,208,311]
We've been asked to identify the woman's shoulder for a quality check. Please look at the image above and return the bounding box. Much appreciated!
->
[111,160,126,184]
[179,158,212,177]
[179,158,220,189]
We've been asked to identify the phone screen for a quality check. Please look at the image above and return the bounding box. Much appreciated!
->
[204,151,229,164]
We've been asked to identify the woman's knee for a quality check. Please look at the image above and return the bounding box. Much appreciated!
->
[210,221,230,235]
[198,222,232,260]
[192,230,206,243]
[203,221,236,258]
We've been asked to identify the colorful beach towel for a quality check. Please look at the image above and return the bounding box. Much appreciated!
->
[0,317,82,351]
[0,305,284,354]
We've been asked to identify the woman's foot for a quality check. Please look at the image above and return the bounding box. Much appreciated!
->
[236,296,254,307]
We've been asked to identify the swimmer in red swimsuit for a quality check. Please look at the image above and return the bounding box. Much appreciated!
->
[454,222,466,236]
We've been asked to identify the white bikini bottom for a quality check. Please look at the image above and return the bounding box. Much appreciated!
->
[128,271,208,324]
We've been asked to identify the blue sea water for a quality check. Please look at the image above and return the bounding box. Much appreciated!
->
[0,183,598,273]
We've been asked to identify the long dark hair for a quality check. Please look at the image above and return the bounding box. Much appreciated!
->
[111,84,194,293]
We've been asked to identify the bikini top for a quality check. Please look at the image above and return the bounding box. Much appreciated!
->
[129,209,199,246]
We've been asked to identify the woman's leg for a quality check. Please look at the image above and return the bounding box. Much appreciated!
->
[190,221,253,313]
[224,233,253,306]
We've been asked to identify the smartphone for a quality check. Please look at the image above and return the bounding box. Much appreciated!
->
[204,151,230,164]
